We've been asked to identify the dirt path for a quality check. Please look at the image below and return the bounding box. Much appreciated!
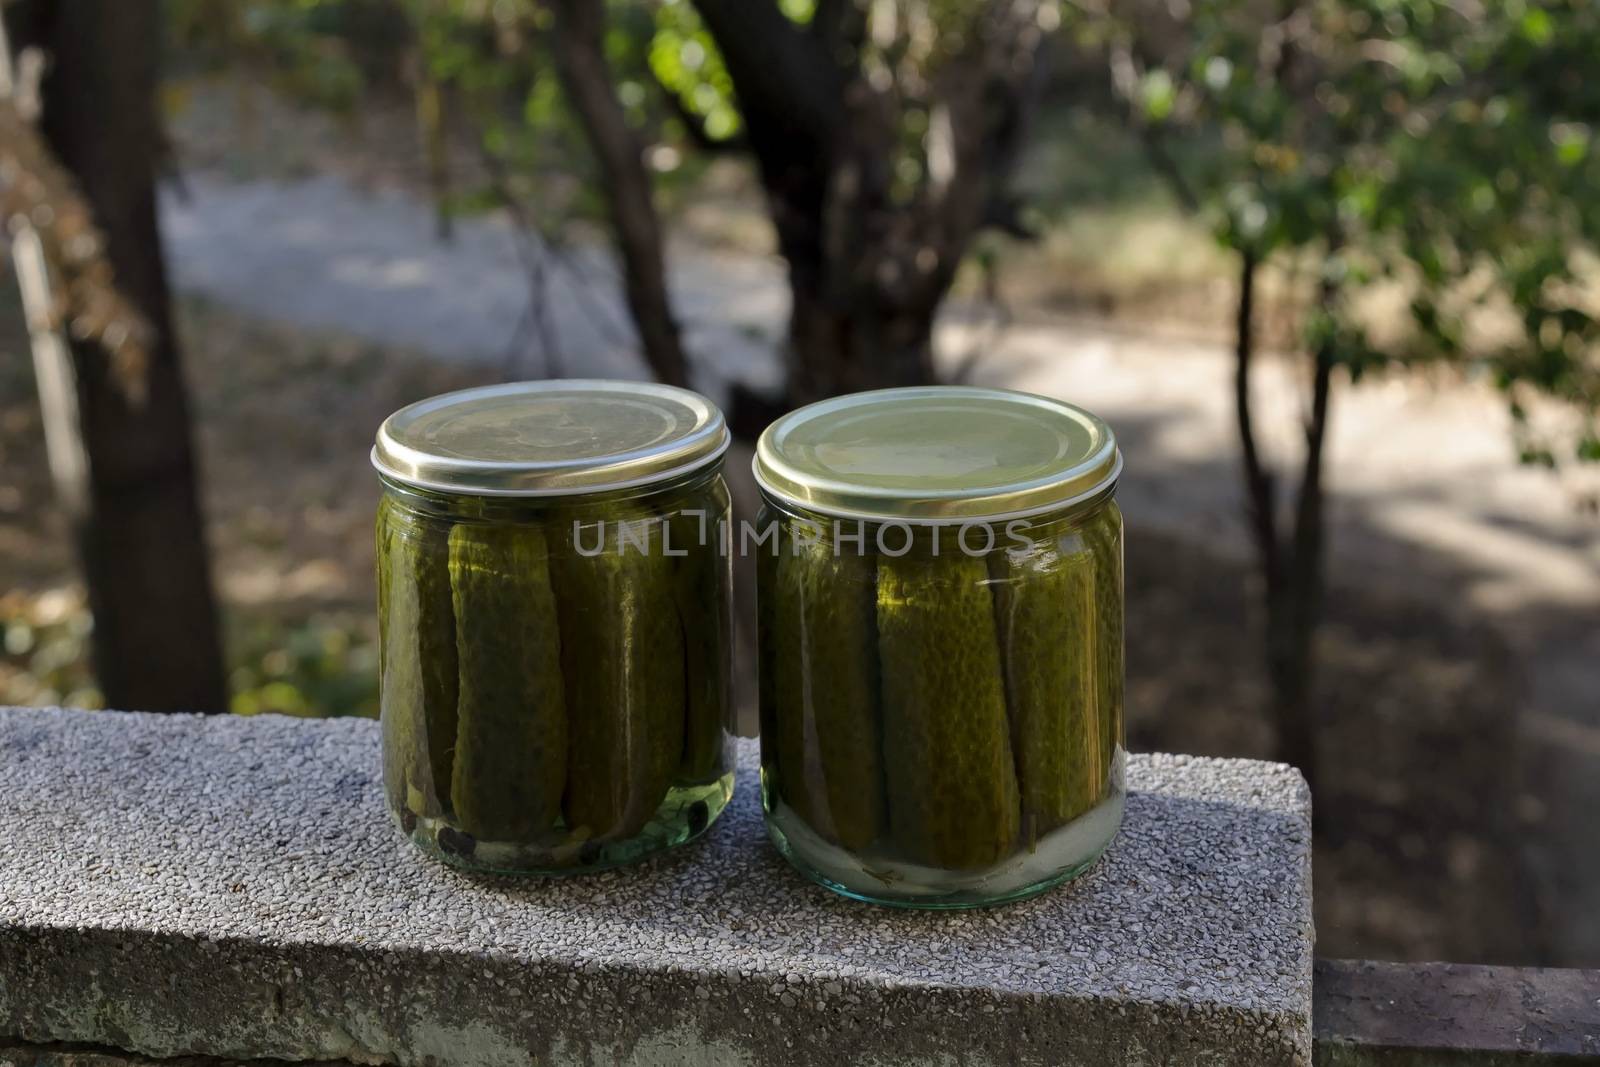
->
[160,172,1600,963]
[161,173,784,402]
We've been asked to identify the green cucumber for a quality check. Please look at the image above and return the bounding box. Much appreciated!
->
[377,498,459,820]
[662,484,733,784]
[447,522,567,842]
[990,524,1102,847]
[550,508,685,841]
[878,543,1020,869]
[769,527,884,851]
[1081,502,1125,786]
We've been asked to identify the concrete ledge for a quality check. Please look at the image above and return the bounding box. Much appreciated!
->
[0,707,1313,1066]
[1314,959,1600,1065]
[0,1040,359,1067]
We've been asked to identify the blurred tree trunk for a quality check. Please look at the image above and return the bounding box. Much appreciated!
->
[1232,247,1331,793]
[12,0,227,712]
[546,0,689,389]
[692,0,1050,411]
[1109,9,1332,787]
[786,281,940,401]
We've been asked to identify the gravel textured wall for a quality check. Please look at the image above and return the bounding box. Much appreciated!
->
[0,707,1312,1066]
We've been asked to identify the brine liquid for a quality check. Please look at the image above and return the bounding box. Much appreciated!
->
[401,773,735,876]
[763,753,1124,908]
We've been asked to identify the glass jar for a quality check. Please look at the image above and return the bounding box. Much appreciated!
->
[372,380,735,874]
[753,386,1125,908]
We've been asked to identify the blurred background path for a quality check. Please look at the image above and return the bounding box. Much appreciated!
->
[162,172,780,396]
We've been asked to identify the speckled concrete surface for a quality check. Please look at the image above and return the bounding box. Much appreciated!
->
[0,707,1313,1066]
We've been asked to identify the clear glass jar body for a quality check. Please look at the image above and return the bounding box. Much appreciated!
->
[756,495,1125,907]
[377,464,735,875]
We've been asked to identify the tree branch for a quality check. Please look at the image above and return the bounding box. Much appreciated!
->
[0,17,150,397]
[1104,30,1205,217]
[1270,262,1338,792]
[546,0,688,387]
[899,2,1053,308]
[474,145,563,378]
[413,68,454,241]
[1290,266,1338,614]
[1138,122,1202,215]
[1233,247,1280,585]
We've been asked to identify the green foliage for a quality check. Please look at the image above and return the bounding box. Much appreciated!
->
[408,0,568,205]
[167,0,407,108]
[0,592,100,710]
[170,1,1596,462]
[1357,2,1600,460]
[0,592,378,718]
[1075,0,1600,463]
[228,612,379,718]
[404,0,722,226]
[169,0,712,222]
[649,0,741,142]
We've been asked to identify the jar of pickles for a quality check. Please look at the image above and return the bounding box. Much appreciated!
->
[753,386,1125,907]
[372,380,735,874]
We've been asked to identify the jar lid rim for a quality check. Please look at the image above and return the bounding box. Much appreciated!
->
[753,386,1120,521]
[373,379,729,496]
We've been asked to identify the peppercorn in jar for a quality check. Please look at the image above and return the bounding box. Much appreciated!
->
[753,386,1125,907]
[373,380,734,874]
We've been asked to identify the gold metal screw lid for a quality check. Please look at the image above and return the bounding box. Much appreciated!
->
[373,379,730,496]
[753,385,1121,522]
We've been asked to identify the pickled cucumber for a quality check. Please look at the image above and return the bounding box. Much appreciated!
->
[878,544,1020,869]
[377,501,407,817]
[377,498,459,820]
[769,529,884,851]
[448,522,567,841]
[990,526,1102,847]
[663,485,732,784]
[756,529,786,806]
[550,509,685,841]
[761,521,822,833]
[1082,502,1125,784]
